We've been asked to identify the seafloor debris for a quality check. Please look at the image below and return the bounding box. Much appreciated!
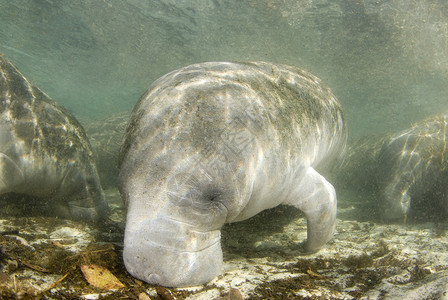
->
[81,264,125,290]
[0,189,447,299]
[229,286,244,300]
[156,286,176,300]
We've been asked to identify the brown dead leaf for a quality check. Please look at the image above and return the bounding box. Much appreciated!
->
[307,268,327,279]
[229,286,244,300]
[156,286,175,300]
[138,292,151,300]
[0,272,11,287]
[80,264,125,290]
[51,240,64,248]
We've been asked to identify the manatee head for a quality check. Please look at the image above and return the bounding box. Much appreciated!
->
[119,153,243,287]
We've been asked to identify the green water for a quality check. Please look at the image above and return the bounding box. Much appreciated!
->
[0,0,447,139]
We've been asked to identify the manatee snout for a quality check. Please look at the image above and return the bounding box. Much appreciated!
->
[122,169,230,286]
[123,218,223,287]
[123,186,227,286]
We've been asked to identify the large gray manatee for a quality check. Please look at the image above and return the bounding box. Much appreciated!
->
[0,54,107,221]
[118,61,347,287]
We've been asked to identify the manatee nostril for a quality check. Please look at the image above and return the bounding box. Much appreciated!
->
[181,183,225,204]
[203,188,222,202]
[208,194,218,201]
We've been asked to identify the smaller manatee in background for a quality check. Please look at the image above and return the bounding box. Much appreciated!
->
[0,54,107,221]
[338,113,448,222]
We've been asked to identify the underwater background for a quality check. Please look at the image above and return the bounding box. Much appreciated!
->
[1,0,448,299]
[0,0,447,140]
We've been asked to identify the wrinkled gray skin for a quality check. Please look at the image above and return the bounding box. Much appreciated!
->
[376,114,448,221]
[0,54,107,221]
[118,61,347,287]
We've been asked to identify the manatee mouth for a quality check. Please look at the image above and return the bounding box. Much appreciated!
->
[151,217,221,252]
[122,183,229,286]
[123,217,223,287]
[128,215,222,253]
[138,228,221,254]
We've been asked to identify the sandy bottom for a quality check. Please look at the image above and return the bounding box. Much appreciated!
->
[0,189,447,299]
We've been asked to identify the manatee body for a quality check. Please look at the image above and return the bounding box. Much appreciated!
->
[0,54,107,221]
[118,61,347,287]
[375,113,448,221]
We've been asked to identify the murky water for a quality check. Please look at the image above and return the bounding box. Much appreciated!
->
[1,0,447,139]
[1,1,448,298]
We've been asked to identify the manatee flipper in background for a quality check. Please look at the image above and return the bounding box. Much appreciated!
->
[0,121,25,192]
[53,162,107,220]
[0,153,23,192]
[286,167,337,252]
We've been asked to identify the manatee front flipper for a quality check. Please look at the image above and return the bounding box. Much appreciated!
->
[287,167,337,252]
[51,164,107,221]
[0,153,24,193]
